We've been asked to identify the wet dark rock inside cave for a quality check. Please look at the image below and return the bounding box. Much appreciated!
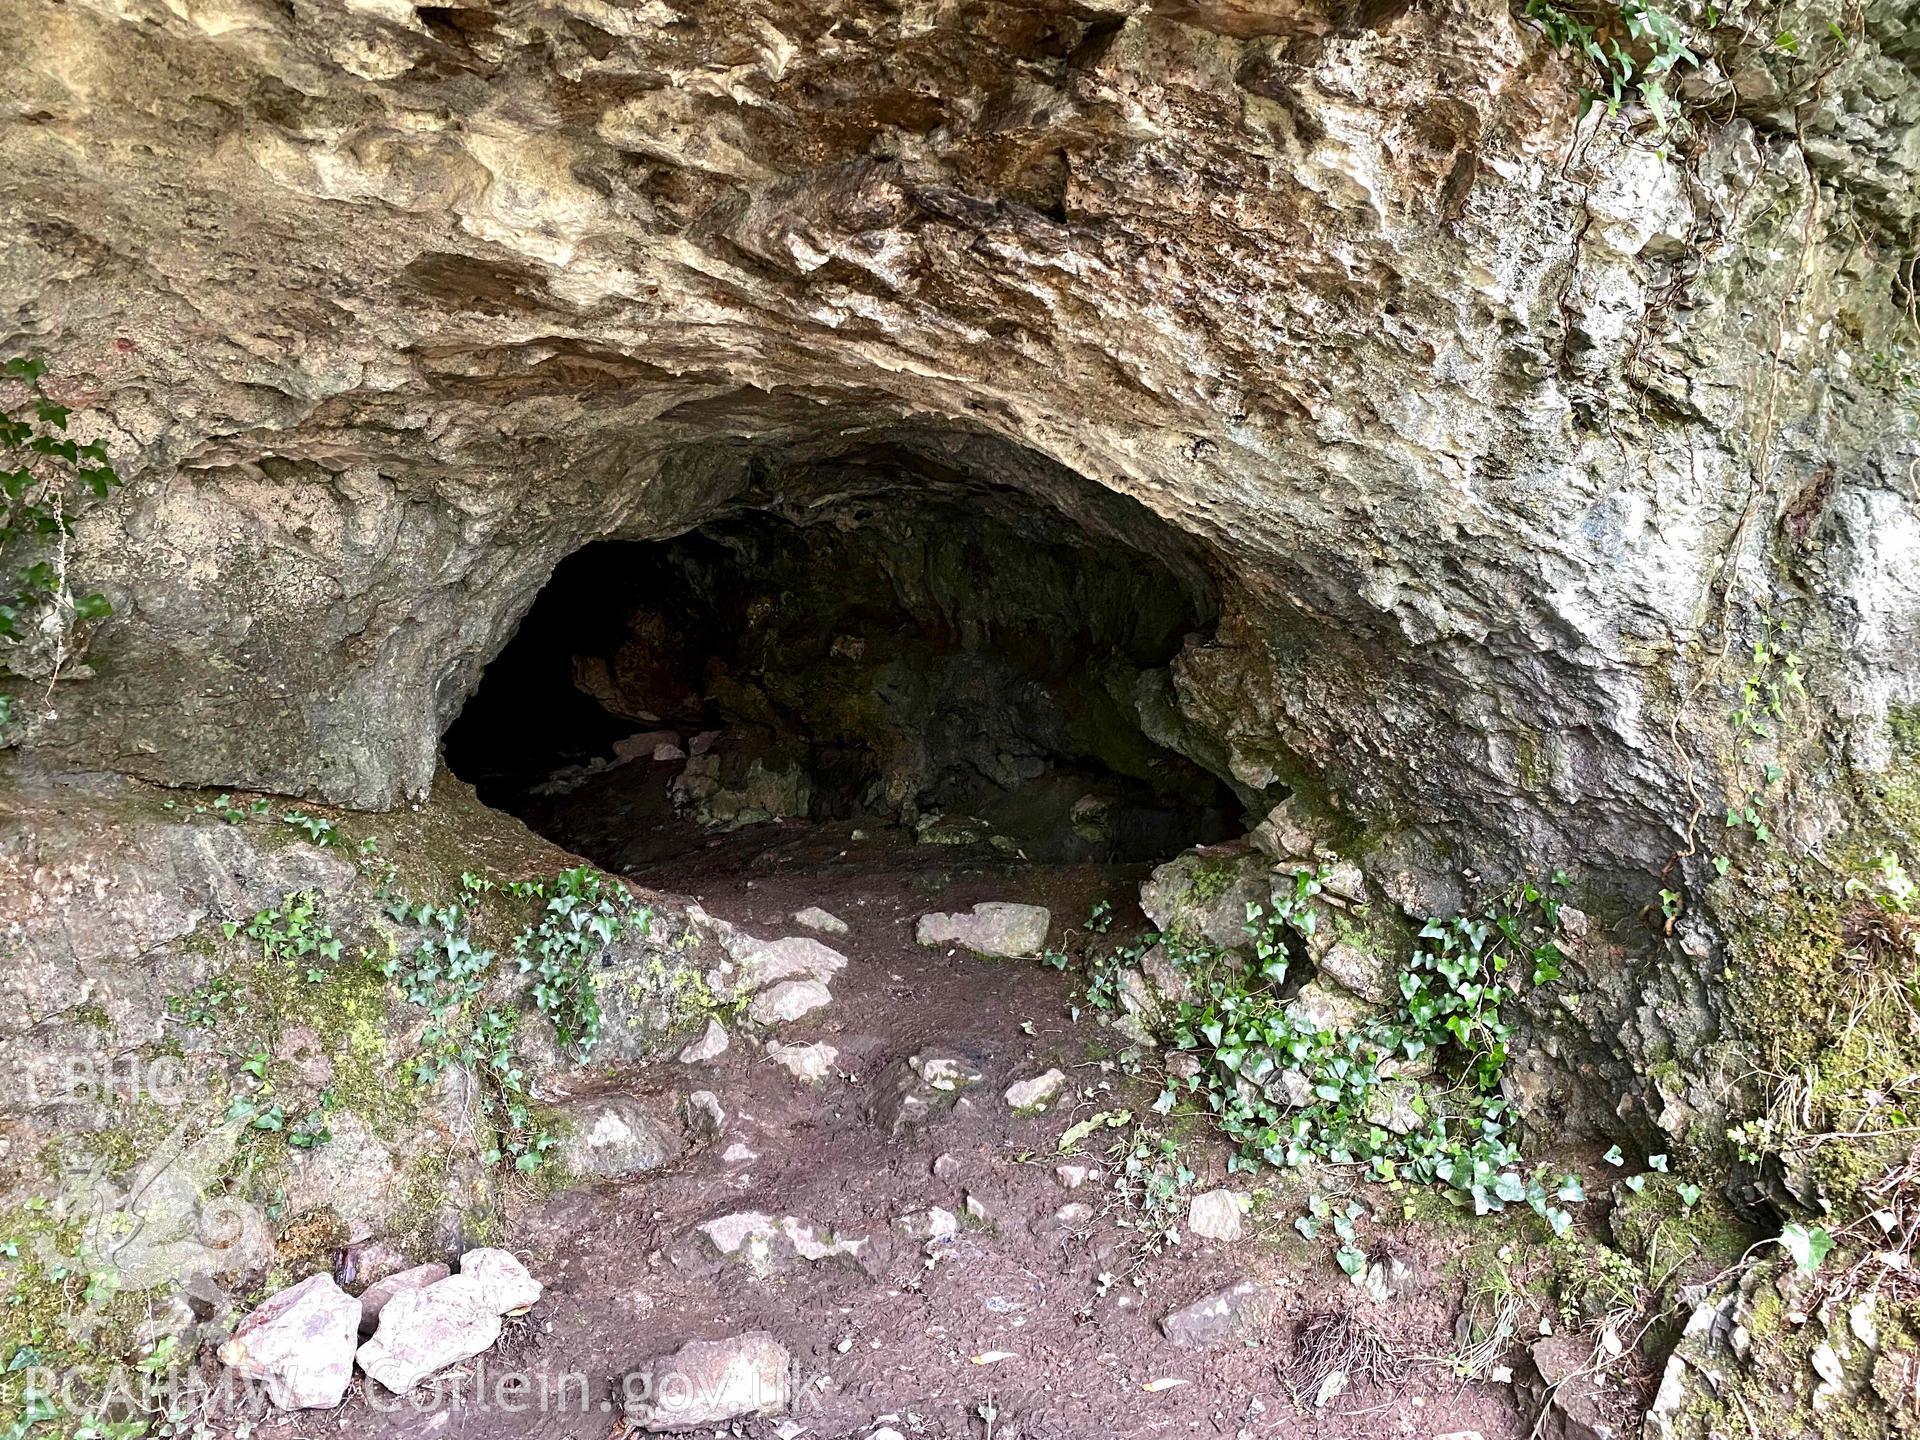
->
[445,464,1244,876]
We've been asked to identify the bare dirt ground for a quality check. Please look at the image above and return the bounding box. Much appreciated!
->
[269,820,1531,1440]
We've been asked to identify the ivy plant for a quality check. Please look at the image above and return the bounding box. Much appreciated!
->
[1090,869,1579,1233]
[0,356,120,732]
[375,864,653,1173]
[1521,0,1697,130]
[510,866,653,1058]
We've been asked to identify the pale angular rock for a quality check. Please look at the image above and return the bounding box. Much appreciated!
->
[914,902,1051,958]
[1286,980,1376,1035]
[1320,861,1367,903]
[792,906,848,936]
[1315,938,1396,1005]
[678,1017,730,1063]
[1363,1079,1424,1136]
[458,1248,543,1313]
[219,1273,360,1409]
[1525,1335,1620,1440]
[1055,1163,1097,1190]
[686,1089,726,1140]
[626,1331,791,1430]
[1139,851,1267,951]
[1115,966,1167,1031]
[912,1051,984,1091]
[871,1070,937,1137]
[1107,1008,1160,1049]
[870,1050,982,1136]
[1158,1280,1283,1349]
[748,978,833,1025]
[695,1212,862,1270]
[1138,944,1193,1007]
[355,1274,503,1395]
[1186,1188,1248,1242]
[1249,798,1330,860]
[1003,1068,1068,1112]
[699,1212,777,1259]
[777,1217,867,1264]
[1355,1256,1415,1304]
[1272,1067,1316,1108]
[356,1263,448,1336]
[555,1095,685,1178]
[613,730,679,762]
[914,813,985,846]
[769,1040,839,1083]
[722,933,848,995]
[893,1207,959,1241]
[673,751,811,829]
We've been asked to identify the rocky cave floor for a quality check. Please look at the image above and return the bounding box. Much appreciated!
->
[260,814,1578,1440]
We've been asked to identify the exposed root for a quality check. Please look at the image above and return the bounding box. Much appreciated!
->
[1276,1305,1407,1410]
[1444,1289,1521,1383]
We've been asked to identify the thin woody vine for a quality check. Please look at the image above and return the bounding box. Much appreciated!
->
[0,357,120,736]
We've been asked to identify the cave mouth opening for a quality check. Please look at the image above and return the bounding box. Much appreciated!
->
[445,453,1245,878]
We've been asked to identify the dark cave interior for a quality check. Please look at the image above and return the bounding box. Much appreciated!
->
[446,467,1244,875]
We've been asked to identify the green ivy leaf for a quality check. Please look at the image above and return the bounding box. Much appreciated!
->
[1779,1222,1833,1274]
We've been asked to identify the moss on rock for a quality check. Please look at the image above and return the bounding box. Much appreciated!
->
[1607,1175,1753,1279]
[1722,861,1920,1215]
[1662,1259,1920,1440]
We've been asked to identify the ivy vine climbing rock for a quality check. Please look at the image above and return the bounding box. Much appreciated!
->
[0,357,120,733]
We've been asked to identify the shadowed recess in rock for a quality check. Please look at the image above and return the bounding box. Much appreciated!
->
[445,458,1242,869]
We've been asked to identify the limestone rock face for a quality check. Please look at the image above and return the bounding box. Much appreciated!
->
[4,0,1910,902]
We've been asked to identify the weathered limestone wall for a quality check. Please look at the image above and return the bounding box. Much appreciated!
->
[0,0,1915,888]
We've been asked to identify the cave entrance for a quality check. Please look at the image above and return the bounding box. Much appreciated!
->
[445,452,1241,879]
